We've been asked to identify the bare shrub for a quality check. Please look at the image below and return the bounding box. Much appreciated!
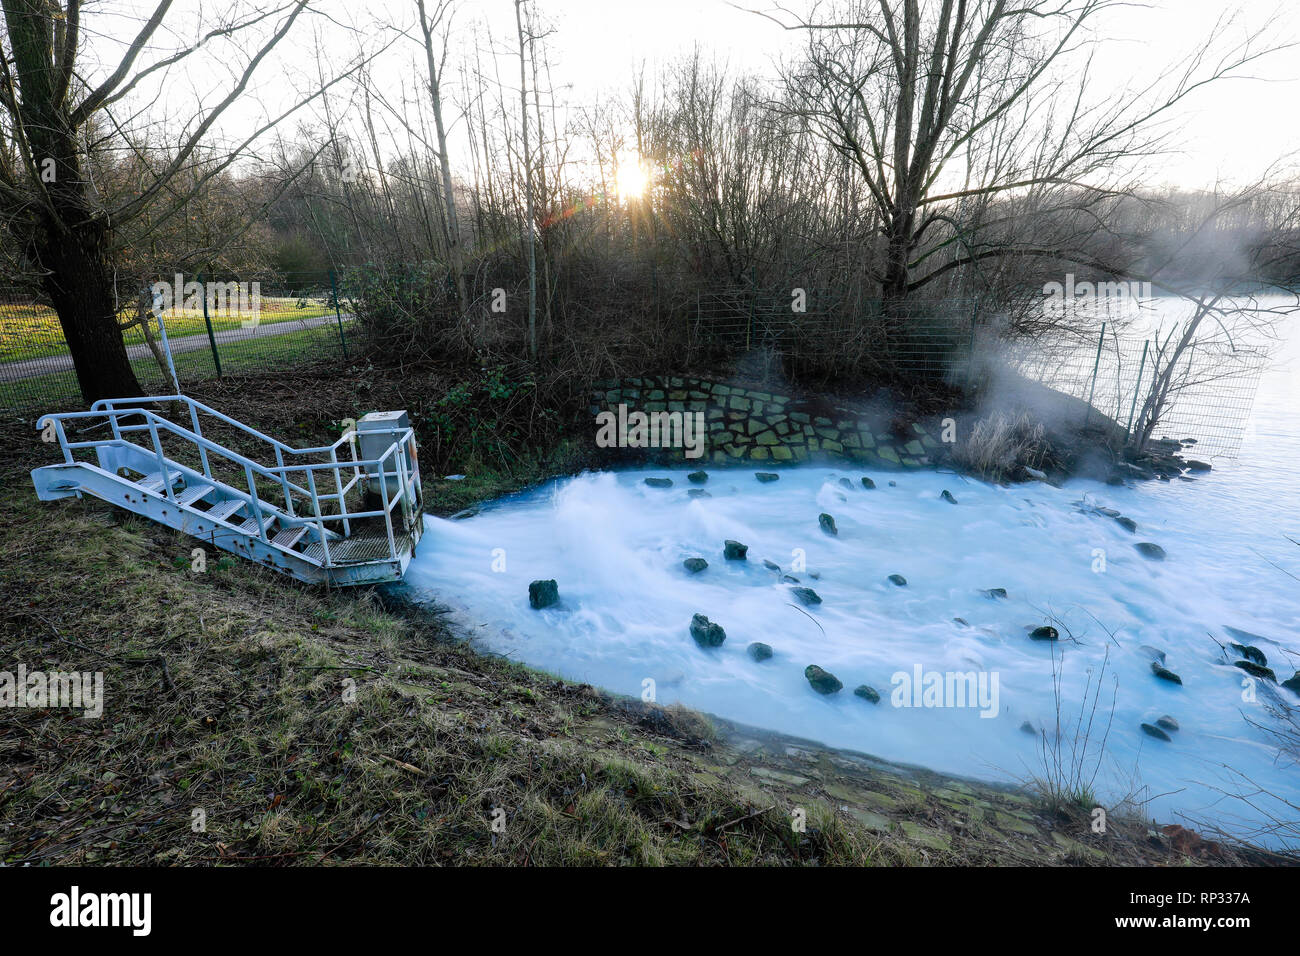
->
[950,411,1047,482]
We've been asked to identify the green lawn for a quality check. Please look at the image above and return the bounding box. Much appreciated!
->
[0,324,347,416]
[0,297,338,362]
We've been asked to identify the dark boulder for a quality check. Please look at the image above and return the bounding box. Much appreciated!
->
[755,472,780,483]
[683,557,708,574]
[644,477,673,488]
[819,513,838,536]
[528,579,559,609]
[723,539,748,560]
[940,489,958,504]
[1156,715,1179,732]
[1281,672,1300,696]
[1141,722,1172,742]
[980,587,1008,599]
[861,477,876,489]
[790,587,822,606]
[689,613,726,648]
[853,684,881,704]
[1151,662,1183,685]
[1135,542,1166,560]
[838,477,854,490]
[1229,642,1267,667]
[887,574,907,587]
[1233,660,1276,681]
[687,470,709,484]
[1115,516,1137,533]
[747,642,773,662]
[688,488,712,499]
[1029,626,1059,641]
[1184,460,1212,472]
[804,665,843,695]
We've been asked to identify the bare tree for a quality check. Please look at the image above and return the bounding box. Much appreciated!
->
[0,0,372,401]
[758,0,1291,304]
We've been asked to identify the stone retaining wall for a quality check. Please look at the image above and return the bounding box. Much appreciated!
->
[589,375,946,468]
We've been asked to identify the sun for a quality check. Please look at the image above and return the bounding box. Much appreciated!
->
[615,155,650,201]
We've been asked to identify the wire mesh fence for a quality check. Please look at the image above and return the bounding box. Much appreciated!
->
[0,266,1270,460]
[0,272,353,418]
[1007,320,1267,459]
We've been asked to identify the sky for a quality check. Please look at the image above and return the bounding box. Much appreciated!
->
[71,0,1300,189]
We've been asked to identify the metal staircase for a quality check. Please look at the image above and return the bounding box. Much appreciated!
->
[31,395,424,586]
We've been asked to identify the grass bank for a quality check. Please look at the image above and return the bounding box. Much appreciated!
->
[0,363,1268,865]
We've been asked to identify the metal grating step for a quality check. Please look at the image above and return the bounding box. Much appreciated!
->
[272,526,310,550]
[138,470,178,494]
[239,514,276,536]
[206,499,246,523]
[177,483,214,506]
[301,532,407,565]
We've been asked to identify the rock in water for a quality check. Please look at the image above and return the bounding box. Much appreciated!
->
[1139,645,1166,665]
[1029,626,1059,641]
[1229,642,1267,667]
[1020,721,1037,735]
[1156,715,1179,732]
[687,470,709,484]
[853,684,881,704]
[1184,459,1212,472]
[683,557,708,574]
[1135,542,1166,560]
[689,613,726,648]
[953,617,969,627]
[688,489,711,499]
[804,665,843,694]
[755,472,780,483]
[941,489,958,504]
[861,477,876,489]
[724,539,748,560]
[1233,660,1276,681]
[838,477,854,490]
[1282,673,1300,696]
[1151,662,1183,685]
[819,513,838,536]
[887,574,907,587]
[1141,722,1172,742]
[790,587,822,606]
[763,559,781,572]
[1115,516,1137,533]
[644,477,673,488]
[980,587,1008,599]
[528,580,559,609]
[747,642,773,662]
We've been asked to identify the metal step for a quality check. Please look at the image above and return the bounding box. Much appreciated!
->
[272,525,310,550]
[138,470,178,494]
[177,483,214,506]
[239,513,276,536]
[206,499,247,524]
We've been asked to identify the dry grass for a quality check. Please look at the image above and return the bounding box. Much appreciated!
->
[950,410,1048,482]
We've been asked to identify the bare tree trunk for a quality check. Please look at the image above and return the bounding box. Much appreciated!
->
[416,0,469,319]
[514,0,537,359]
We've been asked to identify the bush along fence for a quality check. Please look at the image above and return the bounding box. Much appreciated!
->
[589,375,946,468]
[0,271,354,417]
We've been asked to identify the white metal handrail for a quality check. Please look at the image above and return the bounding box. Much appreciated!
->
[39,400,421,566]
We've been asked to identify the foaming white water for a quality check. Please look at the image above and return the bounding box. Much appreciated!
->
[403,305,1300,841]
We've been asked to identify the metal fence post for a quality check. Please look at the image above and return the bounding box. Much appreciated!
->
[199,271,223,378]
[1125,338,1149,445]
[966,300,979,389]
[1084,322,1106,426]
[330,268,349,358]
